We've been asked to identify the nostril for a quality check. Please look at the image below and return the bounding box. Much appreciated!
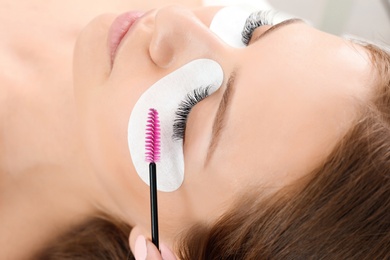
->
[149,7,188,68]
[141,8,158,29]
[149,5,218,69]
[149,37,175,68]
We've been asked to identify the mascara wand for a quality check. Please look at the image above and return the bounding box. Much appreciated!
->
[145,108,161,249]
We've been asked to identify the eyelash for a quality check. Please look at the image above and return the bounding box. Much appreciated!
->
[171,11,276,141]
[172,86,212,141]
[242,10,277,45]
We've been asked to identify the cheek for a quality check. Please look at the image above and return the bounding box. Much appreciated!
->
[76,80,151,223]
[76,67,160,167]
[75,73,154,198]
[80,86,133,175]
[175,163,237,223]
[157,190,198,238]
[73,14,116,101]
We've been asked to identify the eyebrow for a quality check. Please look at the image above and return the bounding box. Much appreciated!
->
[251,18,304,44]
[204,69,237,167]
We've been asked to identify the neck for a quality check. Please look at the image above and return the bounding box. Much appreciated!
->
[0,150,105,259]
[0,46,138,258]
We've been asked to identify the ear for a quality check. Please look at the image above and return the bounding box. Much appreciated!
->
[129,225,149,254]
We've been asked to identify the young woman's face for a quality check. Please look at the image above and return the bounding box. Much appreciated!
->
[73,6,371,242]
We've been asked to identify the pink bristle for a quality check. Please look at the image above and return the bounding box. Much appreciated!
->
[145,108,161,163]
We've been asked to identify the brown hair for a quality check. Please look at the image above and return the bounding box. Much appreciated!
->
[176,42,390,259]
[34,216,133,259]
[36,42,390,259]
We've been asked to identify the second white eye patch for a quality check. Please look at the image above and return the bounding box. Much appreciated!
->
[209,5,297,48]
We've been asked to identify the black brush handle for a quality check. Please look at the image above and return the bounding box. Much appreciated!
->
[149,162,159,249]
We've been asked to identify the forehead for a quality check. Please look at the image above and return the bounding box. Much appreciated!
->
[211,23,372,188]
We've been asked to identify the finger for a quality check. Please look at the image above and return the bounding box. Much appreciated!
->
[134,236,177,260]
[134,235,164,260]
[129,227,141,254]
[134,235,152,260]
[145,239,163,260]
[129,226,148,255]
[160,242,177,260]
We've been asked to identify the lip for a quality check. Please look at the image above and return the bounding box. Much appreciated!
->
[108,11,145,63]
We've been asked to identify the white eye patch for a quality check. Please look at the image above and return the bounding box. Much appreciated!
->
[128,59,223,192]
[209,5,297,48]
[209,6,253,48]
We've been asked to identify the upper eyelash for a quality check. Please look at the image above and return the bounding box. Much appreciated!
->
[171,10,277,141]
[242,10,277,45]
[172,86,211,141]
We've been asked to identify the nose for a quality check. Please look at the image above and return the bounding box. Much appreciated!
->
[149,6,220,68]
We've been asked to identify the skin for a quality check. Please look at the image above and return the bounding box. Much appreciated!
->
[0,1,201,259]
[0,2,373,259]
[74,4,373,254]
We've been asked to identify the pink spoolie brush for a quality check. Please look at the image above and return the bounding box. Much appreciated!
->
[145,108,161,249]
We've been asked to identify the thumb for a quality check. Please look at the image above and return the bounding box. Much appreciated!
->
[134,235,177,260]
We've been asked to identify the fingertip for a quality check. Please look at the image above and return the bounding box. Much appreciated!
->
[129,226,149,256]
[160,242,177,260]
[145,240,164,260]
[134,235,147,260]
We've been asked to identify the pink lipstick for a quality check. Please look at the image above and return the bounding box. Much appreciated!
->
[108,11,144,63]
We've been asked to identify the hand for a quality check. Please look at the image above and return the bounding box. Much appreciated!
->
[129,227,177,260]
[133,235,177,260]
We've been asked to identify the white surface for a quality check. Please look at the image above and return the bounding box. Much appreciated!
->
[268,0,390,43]
[207,3,299,47]
[128,59,223,192]
[204,0,389,43]
[203,0,272,10]
[209,6,251,47]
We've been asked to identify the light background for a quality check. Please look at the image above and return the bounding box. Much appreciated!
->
[268,0,390,43]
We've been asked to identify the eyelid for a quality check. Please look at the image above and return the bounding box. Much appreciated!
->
[249,18,305,44]
[242,10,277,45]
[248,25,273,44]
